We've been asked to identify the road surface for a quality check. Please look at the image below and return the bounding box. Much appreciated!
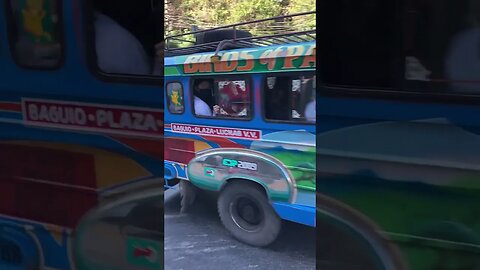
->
[164,188,316,270]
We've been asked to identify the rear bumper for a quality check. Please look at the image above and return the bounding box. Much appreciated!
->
[273,202,316,227]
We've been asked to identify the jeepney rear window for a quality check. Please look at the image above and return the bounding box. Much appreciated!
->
[166,82,184,114]
[192,78,251,119]
[264,75,315,123]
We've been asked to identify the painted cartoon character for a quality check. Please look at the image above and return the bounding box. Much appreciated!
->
[170,90,182,107]
[22,0,52,42]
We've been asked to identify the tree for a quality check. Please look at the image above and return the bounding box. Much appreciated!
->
[228,0,283,23]
[165,0,315,39]
[287,0,316,30]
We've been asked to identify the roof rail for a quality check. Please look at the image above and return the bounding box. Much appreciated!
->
[164,11,316,57]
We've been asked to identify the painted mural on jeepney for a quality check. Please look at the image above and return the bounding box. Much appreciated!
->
[317,118,480,270]
[0,140,163,269]
[187,148,296,202]
[164,42,316,76]
[74,190,163,270]
[250,130,316,191]
[182,129,315,201]
[19,0,56,43]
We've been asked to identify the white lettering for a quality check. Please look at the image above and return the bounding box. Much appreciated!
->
[30,104,86,125]
[119,112,133,129]
[219,129,241,137]
[39,105,49,121]
[132,112,145,130]
[25,102,167,137]
[173,124,192,133]
[75,108,86,125]
[28,104,38,120]
[237,161,257,171]
[49,106,59,122]
[144,114,157,131]
[108,111,120,128]
[96,110,107,126]
[59,107,74,124]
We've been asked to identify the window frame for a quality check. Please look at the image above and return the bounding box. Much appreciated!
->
[189,75,254,121]
[318,0,480,105]
[165,81,185,115]
[4,0,66,70]
[262,72,316,125]
[82,0,164,86]
[320,84,480,105]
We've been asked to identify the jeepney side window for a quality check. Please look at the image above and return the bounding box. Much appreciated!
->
[192,78,251,119]
[166,82,184,114]
[319,0,397,88]
[87,0,163,77]
[404,0,480,94]
[264,74,315,123]
[6,0,63,68]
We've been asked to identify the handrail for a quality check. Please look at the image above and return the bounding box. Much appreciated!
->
[164,11,316,56]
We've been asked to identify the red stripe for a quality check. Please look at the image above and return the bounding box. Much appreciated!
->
[0,103,21,112]
[200,136,243,148]
[112,136,164,160]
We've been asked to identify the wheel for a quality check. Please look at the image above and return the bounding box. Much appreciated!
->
[180,180,198,213]
[0,228,39,270]
[317,194,409,270]
[217,181,281,247]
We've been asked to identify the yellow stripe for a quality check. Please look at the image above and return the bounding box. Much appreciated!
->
[194,140,211,153]
[94,152,150,188]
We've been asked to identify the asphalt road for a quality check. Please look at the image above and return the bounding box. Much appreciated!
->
[164,189,316,270]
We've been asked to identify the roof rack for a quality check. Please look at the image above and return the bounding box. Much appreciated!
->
[164,11,316,57]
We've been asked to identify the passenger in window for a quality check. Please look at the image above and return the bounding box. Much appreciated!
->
[303,78,316,122]
[93,0,151,75]
[193,80,214,116]
[445,0,480,92]
[304,93,316,122]
[214,82,249,117]
[266,90,289,120]
[265,77,290,120]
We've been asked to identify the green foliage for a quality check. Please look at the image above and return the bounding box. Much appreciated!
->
[228,0,283,23]
[179,0,236,26]
[287,0,316,30]
[165,0,315,38]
